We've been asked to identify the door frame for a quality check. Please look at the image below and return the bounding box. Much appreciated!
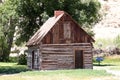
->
[32,51,35,69]
[74,49,84,69]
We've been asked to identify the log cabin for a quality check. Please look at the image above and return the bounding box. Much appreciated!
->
[26,11,95,70]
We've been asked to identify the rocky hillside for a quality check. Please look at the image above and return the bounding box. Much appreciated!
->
[93,0,120,39]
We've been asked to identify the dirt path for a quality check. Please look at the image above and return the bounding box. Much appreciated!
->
[106,69,120,76]
[94,66,120,77]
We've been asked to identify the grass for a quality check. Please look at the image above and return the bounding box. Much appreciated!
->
[94,55,120,71]
[20,69,110,77]
[0,62,115,80]
[0,76,25,80]
[104,55,120,70]
[0,62,17,66]
[0,62,29,74]
[110,66,120,70]
[104,55,120,64]
[19,70,113,80]
[1,55,120,80]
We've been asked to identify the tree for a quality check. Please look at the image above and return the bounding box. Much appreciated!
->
[0,0,3,3]
[114,35,120,48]
[16,0,101,44]
[0,0,18,61]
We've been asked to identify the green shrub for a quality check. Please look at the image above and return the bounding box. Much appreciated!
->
[0,65,29,74]
[9,57,18,63]
[114,35,120,48]
[93,57,97,63]
[94,38,114,48]
[18,54,27,65]
[0,36,9,62]
[94,34,120,49]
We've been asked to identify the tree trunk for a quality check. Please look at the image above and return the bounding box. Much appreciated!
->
[1,17,16,62]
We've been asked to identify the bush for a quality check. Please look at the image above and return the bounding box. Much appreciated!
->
[93,57,97,63]
[114,35,120,48]
[0,36,9,62]
[9,57,18,63]
[18,54,27,65]
[0,65,29,74]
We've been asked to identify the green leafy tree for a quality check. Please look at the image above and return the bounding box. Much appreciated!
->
[114,35,120,48]
[0,0,18,61]
[16,0,101,44]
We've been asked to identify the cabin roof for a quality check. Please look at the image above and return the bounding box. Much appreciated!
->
[26,11,94,46]
[26,13,64,46]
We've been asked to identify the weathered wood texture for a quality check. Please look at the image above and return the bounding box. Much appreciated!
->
[27,46,41,70]
[27,11,94,70]
[41,43,92,70]
[27,43,93,70]
[41,14,94,44]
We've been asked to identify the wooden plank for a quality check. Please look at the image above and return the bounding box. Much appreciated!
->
[44,46,91,48]
[83,50,93,69]
[41,46,91,51]
[73,47,91,51]
[84,64,92,66]
[42,46,73,49]
[63,21,71,43]
[84,59,92,62]
[41,51,73,53]
[42,64,58,70]
[41,51,73,54]
[41,43,91,47]
[53,23,59,44]
[42,60,57,62]
[84,62,92,64]
[41,47,72,51]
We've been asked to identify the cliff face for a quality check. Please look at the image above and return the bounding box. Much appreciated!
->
[94,0,120,39]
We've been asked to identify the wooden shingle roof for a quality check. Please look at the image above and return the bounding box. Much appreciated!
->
[26,13,64,46]
[26,11,94,46]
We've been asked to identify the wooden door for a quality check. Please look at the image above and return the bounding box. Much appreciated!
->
[32,51,35,69]
[75,50,83,68]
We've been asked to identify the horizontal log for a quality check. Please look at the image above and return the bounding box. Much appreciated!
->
[84,56,92,57]
[42,65,58,70]
[42,60,57,63]
[84,64,92,66]
[41,45,92,52]
[84,51,92,53]
[41,51,73,54]
[84,59,92,62]
[42,55,73,57]
[41,50,72,53]
[41,46,91,49]
[41,43,91,47]
[73,48,92,51]
[41,47,72,51]
[73,46,91,48]
[42,63,58,65]
[84,61,92,64]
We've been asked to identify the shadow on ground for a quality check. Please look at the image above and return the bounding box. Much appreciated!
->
[0,65,30,74]
[93,64,116,67]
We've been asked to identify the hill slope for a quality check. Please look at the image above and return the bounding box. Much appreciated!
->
[94,0,120,39]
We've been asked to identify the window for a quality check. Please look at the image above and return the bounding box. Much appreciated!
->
[63,22,71,39]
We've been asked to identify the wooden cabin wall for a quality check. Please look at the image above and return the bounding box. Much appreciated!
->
[27,46,41,70]
[40,43,93,70]
[41,14,91,44]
